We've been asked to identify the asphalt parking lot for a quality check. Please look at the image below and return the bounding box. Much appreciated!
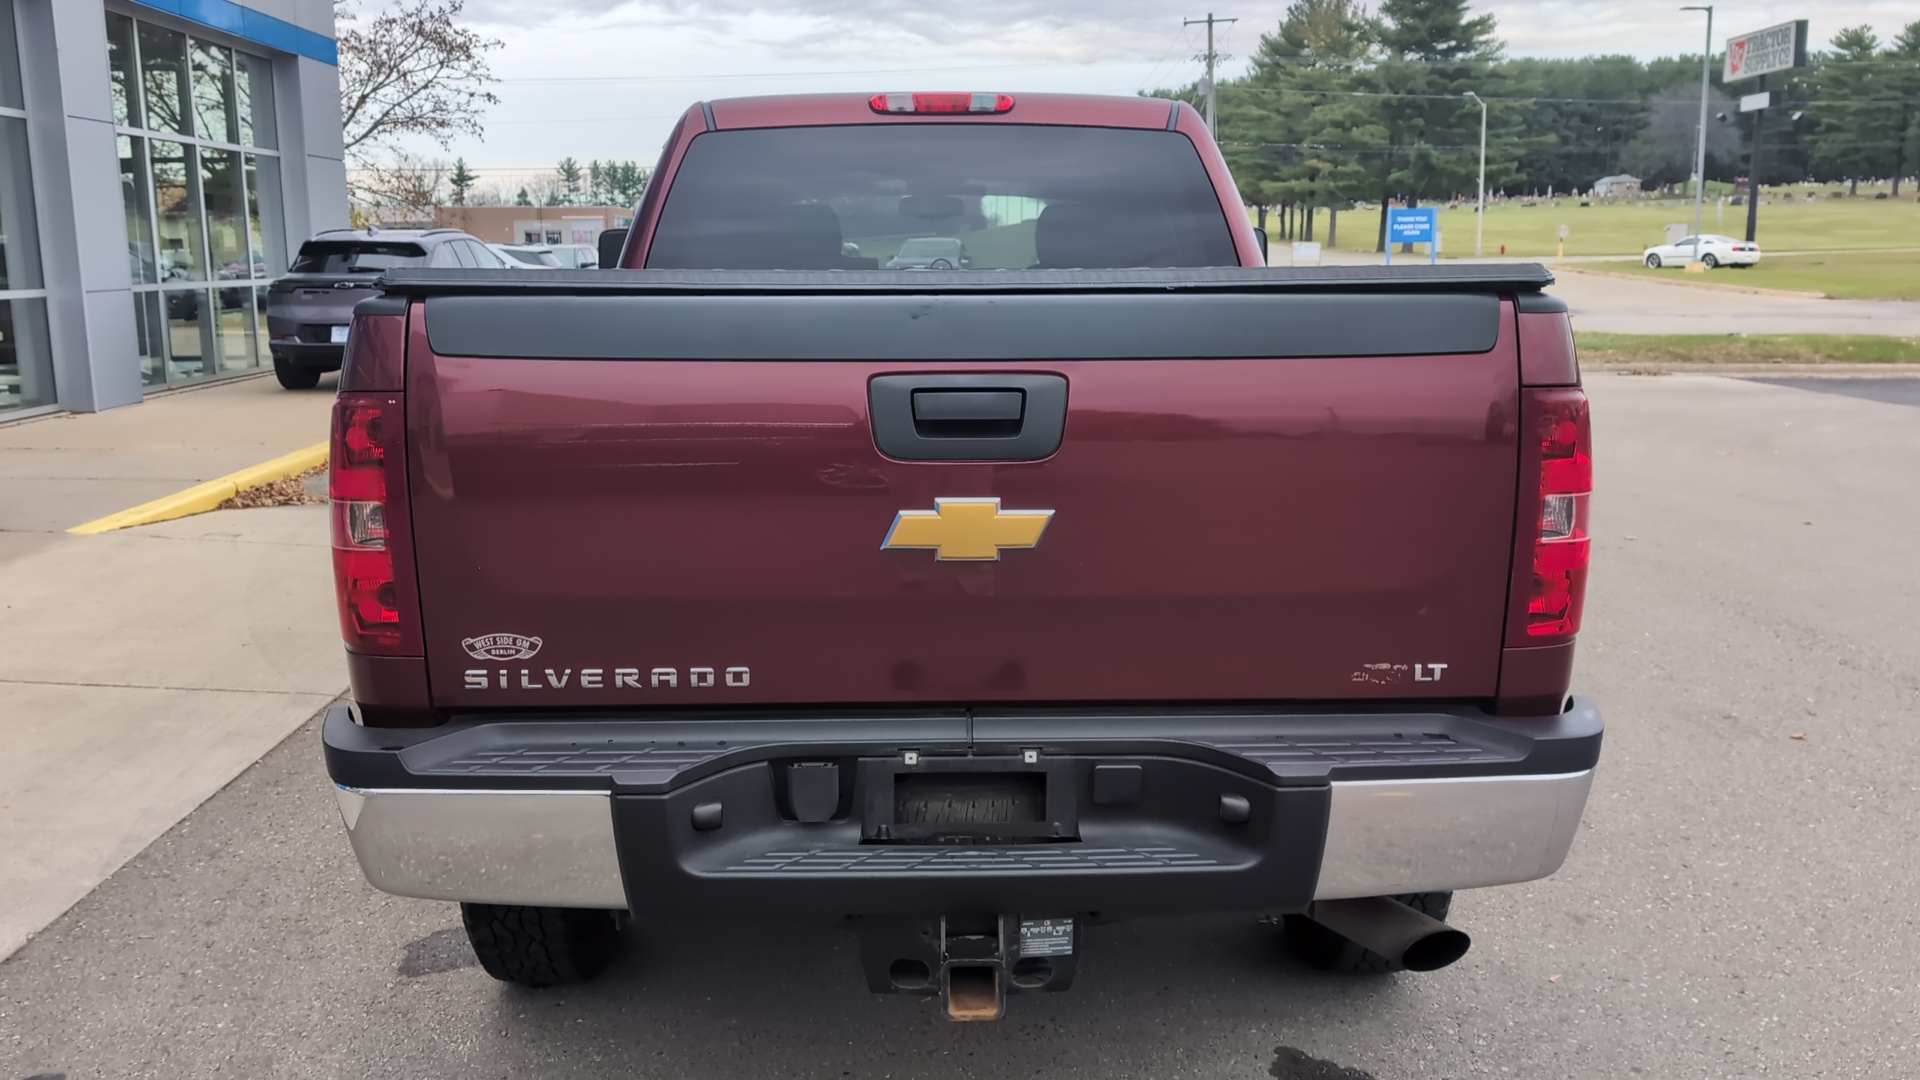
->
[4,373,1918,1079]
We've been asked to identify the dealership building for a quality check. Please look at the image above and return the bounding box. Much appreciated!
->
[1,0,347,418]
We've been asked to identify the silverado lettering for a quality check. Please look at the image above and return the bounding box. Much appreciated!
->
[461,666,752,690]
[321,91,1603,1023]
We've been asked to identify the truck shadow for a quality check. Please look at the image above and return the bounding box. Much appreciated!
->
[482,913,1409,1078]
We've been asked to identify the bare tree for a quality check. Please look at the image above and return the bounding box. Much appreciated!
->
[465,182,509,207]
[353,152,451,223]
[335,0,502,167]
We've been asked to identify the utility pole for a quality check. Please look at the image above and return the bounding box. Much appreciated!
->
[1464,91,1486,257]
[1681,5,1713,240]
[1184,12,1237,138]
[1745,74,1765,243]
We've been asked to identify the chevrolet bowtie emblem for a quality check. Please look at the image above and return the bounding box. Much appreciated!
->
[881,498,1055,561]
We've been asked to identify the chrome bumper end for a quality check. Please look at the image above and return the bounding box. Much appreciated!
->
[1311,770,1595,900]
[334,786,627,909]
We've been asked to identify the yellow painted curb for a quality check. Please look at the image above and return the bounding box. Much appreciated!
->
[67,442,330,535]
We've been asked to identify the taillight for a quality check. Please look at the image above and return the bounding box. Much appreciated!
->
[869,92,1014,114]
[330,392,418,655]
[1526,388,1592,638]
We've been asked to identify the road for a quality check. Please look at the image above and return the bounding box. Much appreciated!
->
[1309,250,1920,337]
[5,374,1920,1079]
[1550,270,1920,336]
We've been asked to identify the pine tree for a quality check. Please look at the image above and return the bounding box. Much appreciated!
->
[1887,21,1920,196]
[514,186,531,207]
[555,157,583,205]
[1247,0,1375,242]
[448,157,477,206]
[1360,0,1520,250]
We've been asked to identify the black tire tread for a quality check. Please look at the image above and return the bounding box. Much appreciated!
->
[461,903,622,988]
[1281,891,1453,975]
[273,360,323,390]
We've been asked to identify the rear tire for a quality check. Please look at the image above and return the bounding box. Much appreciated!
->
[1702,253,1719,269]
[1282,892,1453,975]
[1645,254,1662,268]
[273,358,322,390]
[461,903,625,988]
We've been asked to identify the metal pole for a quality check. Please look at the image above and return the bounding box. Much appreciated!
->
[1185,13,1237,139]
[1682,6,1713,239]
[1466,91,1486,257]
[1206,15,1216,138]
[1745,74,1764,243]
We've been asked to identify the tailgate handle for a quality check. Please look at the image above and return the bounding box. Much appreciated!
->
[912,390,1024,433]
[871,374,1067,462]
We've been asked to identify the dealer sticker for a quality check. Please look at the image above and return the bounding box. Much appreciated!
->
[1018,917,1075,958]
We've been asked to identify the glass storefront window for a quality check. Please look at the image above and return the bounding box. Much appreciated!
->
[112,11,285,391]
[190,39,234,145]
[151,140,205,282]
[135,291,166,387]
[234,51,274,150]
[202,147,248,278]
[106,13,140,128]
[214,293,255,372]
[245,155,286,276]
[0,0,23,111]
[119,135,157,284]
[164,289,208,380]
[1,116,42,291]
[1,297,55,412]
[137,22,190,136]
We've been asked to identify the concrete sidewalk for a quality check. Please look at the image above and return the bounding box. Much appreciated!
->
[0,371,338,546]
[0,373,345,960]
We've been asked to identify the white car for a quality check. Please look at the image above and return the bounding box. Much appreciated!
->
[490,243,562,269]
[1643,234,1762,269]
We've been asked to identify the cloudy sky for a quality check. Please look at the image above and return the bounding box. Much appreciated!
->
[390,0,1918,178]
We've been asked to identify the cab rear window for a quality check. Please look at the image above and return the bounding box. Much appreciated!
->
[646,125,1238,271]
[291,241,427,274]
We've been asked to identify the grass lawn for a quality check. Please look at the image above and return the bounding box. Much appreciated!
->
[1267,195,1920,258]
[1570,251,1920,301]
[1577,332,1920,364]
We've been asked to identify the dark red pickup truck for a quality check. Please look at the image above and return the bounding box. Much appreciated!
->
[321,92,1600,1020]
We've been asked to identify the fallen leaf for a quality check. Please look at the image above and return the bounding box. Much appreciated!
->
[1549,974,1563,983]
[1624,535,1638,541]
[1789,733,1806,740]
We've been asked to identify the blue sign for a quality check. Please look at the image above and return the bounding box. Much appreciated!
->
[1387,207,1437,243]
[1385,207,1439,265]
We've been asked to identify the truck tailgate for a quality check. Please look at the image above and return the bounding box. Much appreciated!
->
[399,274,1524,709]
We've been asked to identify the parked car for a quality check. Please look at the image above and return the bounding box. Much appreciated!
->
[546,243,599,269]
[492,243,563,269]
[886,236,972,269]
[322,91,1601,1020]
[1643,234,1761,269]
[264,228,504,389]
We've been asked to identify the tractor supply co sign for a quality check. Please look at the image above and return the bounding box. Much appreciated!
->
[1725,21,1808,82]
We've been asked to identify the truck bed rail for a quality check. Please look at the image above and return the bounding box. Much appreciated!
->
[374,263,1555,298]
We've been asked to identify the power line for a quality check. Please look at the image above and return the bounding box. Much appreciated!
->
[1218,85,1920,107]
[1218,139,1913,154]
[1140,24,1195,91]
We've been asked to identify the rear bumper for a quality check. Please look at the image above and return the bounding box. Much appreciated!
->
[323,699,1602,916]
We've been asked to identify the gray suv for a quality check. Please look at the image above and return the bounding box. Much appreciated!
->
[265,228,505,389]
